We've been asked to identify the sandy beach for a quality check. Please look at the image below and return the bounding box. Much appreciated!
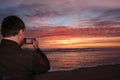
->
[35,64,120,80]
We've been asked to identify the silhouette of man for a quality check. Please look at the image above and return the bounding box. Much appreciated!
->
[0,16,50,80]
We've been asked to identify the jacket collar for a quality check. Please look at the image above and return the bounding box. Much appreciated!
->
[1,39,21,49]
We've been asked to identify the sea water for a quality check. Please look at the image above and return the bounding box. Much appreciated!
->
[44,48,120,71]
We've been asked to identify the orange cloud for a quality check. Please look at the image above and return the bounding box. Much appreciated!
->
[37,37,120,49]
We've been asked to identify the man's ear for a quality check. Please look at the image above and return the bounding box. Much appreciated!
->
[19,29,24,35]
[18,29,24,45]
[18,29,24,38]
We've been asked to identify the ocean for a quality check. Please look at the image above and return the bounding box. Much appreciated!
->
[43,47,120,71]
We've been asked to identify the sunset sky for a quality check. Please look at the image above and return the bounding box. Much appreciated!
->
[0,0,120,49]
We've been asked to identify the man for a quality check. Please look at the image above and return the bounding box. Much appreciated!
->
[0,16,50,80]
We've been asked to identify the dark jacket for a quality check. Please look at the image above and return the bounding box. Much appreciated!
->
[0,39,50,80]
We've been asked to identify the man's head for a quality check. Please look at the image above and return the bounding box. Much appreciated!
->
[1,16,25,45]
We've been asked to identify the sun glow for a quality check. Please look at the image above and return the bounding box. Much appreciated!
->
[56,38,82,45]
[38,37,120,49]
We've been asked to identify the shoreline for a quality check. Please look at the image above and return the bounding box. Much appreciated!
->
[49,62,120,72]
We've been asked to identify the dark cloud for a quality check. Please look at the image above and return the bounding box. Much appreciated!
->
[25,10,61,20]
[88,9,120,27]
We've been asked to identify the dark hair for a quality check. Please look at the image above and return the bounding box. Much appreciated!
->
[1,16,25,37]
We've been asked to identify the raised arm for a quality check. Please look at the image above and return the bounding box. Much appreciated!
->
[32,38,50,74]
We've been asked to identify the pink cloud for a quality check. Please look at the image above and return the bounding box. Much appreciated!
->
[25,26,120,38]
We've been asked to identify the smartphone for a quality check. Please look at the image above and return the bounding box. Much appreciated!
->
[23,38,35,44]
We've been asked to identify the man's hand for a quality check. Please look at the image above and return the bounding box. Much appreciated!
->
[33,38,39,49]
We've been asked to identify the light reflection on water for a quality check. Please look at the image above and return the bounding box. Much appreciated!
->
[45,48,120,71]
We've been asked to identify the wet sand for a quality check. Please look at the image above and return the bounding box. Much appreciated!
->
[35,64,120,80]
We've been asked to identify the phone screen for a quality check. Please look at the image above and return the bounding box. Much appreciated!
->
[24,38,35,44]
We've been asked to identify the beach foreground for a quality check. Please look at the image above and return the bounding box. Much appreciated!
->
[35,64,120,80]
